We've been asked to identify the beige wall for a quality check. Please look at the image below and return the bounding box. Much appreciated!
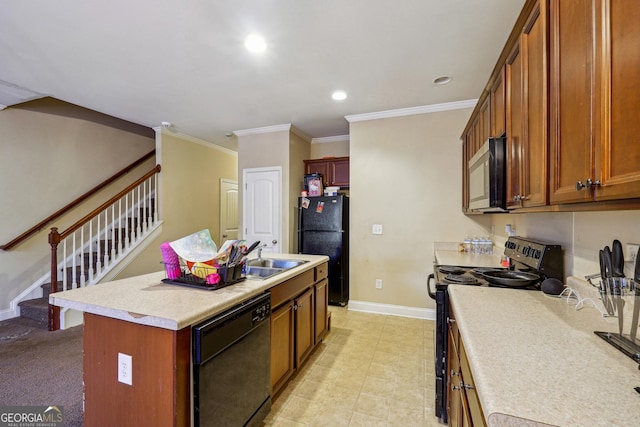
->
[236,128,311,254]
[349,108,492,309]
[490,210,640,282]
[310,139,349,158]
[117,131,238,278]
[0,98,155,313]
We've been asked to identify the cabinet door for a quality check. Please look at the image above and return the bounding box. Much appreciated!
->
[294,287,315,367]
[314,278,328,343]
[490,66,506,137]
[270,301,294,395]
[595,1,640,200]
[305,160,329,185]
[447,319,462,426]
[521,1,548,208]
[478,97,491,144]
[506,1,548,209]
[505,41,524,208]
[331,159,350,187]
[462,136,471,212]
[549,0,596,203]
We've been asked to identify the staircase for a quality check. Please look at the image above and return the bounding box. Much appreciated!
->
[16,167,161,330]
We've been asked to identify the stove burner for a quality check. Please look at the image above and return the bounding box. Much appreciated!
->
[444,274,479,285]
[439,266,465,275]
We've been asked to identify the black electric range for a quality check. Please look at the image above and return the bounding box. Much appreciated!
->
[427,236,563,424]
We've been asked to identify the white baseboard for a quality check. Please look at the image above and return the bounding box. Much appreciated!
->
[0,307,18,321]
[347,300,436,321]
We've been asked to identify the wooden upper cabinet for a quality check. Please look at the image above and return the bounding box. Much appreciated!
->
[479,97,491,143]
[304,157,350,188]
[506,0,548,209]
[490,66,506,137]
[550,0,640,203]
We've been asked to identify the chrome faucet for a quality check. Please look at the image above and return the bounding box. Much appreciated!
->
[256,243,268,260]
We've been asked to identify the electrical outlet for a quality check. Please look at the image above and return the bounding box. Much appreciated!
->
[372,224,383,235]
[626,243,640,263]
[118,352,132,385]
[375,279,383,289]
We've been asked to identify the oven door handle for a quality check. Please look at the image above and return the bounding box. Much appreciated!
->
[427,273,436,300]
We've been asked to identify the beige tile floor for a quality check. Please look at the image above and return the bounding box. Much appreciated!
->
[264,307,442,426]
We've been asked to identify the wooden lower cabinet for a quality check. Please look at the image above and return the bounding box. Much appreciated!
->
[270,301,295,395]
[294,287,315,367]
[447,307,486,427]
[314,278,328,343]
[269,262,329,397]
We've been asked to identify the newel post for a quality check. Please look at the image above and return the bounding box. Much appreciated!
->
[48,227,61,331]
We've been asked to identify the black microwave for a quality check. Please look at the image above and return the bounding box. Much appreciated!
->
[468,136,506,212]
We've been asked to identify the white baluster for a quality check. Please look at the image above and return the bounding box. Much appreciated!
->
[125,192,130,250]
[62,239,67,291]
[153,173,159,223]
[142,180,148,234]
[136,185,142,239]
[103,210,110,269]
[111,205,116,261]
[89,220,94,283]
[97,214,102,274]
[80,226,85,287]
[118,199,123,256]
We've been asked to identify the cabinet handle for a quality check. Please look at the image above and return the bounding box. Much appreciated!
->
[447,318,456,324]
[585,178,601,189]
[451,370,460,377]
[451,383,461,391]
[576,180,586,191]
[463,383,475,390]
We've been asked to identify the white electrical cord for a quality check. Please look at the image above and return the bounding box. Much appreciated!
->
[552,286,616,321]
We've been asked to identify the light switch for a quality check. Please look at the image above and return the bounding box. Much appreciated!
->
[372,224,383,235]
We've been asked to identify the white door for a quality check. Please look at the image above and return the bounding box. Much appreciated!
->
[243,167,281,253]
[219,179,238,244]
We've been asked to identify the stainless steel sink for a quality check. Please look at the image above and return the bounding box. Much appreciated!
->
[245,266,285,280]
[245,258,308,280]
[247,258,308,269]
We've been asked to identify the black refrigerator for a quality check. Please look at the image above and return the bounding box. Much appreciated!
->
[298,195,349,306]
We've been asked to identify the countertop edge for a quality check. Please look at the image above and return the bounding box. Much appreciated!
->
[50,254,329,330]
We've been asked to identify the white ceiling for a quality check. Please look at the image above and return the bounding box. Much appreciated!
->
[0,0,525,150]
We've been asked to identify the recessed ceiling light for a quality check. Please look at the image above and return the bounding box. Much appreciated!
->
[244,33,266,53]
[331,90,347,101]
[433,76,452,85]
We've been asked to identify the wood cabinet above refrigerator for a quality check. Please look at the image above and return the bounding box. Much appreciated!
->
[304,156,350,188]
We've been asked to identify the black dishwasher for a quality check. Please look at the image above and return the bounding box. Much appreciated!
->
[193,292,271,427]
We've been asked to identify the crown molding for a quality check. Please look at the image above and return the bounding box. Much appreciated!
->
[233,123,291,137]
[345,99,478,123]
[311,135,350,144]
[153,127,237,156]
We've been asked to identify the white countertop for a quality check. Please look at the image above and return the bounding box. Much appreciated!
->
[49,253,328,330]
[448,278,640,427]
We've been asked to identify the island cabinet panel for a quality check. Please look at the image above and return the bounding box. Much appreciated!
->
[270,301,295,395]
[294,287,315,367]
[83,313,190,427]
[550,0,640,203]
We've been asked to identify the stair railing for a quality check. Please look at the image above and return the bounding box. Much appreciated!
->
[48,165,161,330]
[1,150,156,251]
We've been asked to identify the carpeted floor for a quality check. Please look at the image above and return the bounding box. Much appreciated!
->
[0,317,83,426]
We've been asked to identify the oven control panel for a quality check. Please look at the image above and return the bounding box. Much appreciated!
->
[504,236,563,280]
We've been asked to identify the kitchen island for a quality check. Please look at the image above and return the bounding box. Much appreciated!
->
[448,278,639,426]
[49,253,329,427]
